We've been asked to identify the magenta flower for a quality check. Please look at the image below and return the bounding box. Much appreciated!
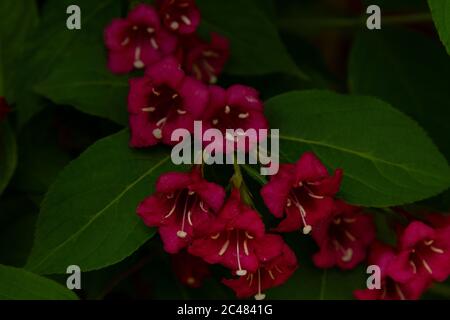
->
[157,0,201,34]
[189,189,283,275]
[222,239,298,300]
[104,4,177,73]
[128,57,209,147]
[137,168,226,254]
[201,84,268,152]
[354,242,431,300]
[0,97,10,121]
[261,152,343,235]
[171,250,211,288]
[180,33,230,84]
[388,220,450,283]
[312,200,375,270]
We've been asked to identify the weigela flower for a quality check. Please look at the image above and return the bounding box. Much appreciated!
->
[189,189,283,275]
[104,4,177,73]
[0,97,10,121]
[222,239,298,300]
[201,85,268,152]
[388,220,450,283]
[261,152,343,235]
[312,200,375,270]
[128,57,209,147]
[157,0,201,34]
[137,168,225,254]
[354,242,431,300]
[171,250,210,288]
[179,33,230,84]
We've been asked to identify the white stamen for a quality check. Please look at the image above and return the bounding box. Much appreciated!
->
[121,37,130,46]
[268,270,275,280]
[177,109,187,115]
[333,217,341,225]
[156,117,167,127]
[303,225,312,235]
[176,230,187,238]
[152,88,160,96]
[224,105,231,114]
[344,218,356,223]
[245,232,254,239]
[132,25,138,30]
[170,21,179,30]
[254,269,265,300]
[187,210,193,226]
[238,112,249,119]
[308,192,324,199]
[150,37,159,50]
[199,201,208,212]
[410,260,417,274]
[341,248,353,262]
[422,259,433,274]
[152,128,162,139]
[134,47,144,69]
[430,246,444,254]
[211,233,220,240]
[142,107,155,112]
[147,27,155,33]
[236,232,246,276]
[286,199,292,207]
[209,75,217,84]
[219,239,230,256]
[243,239,249,256]
[345,230,356,242]
[188,190,195,195]
[424,240,434,246]
[395,284,406,300]
[181,15,191,25]
[212,118,219,125]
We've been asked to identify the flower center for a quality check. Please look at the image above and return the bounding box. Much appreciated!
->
[141,85,184,139]
[330,215,357,262]
[163,1,193,31]
[121,24,159,68]
[211,229,254,276]
[409,239,445,275]
[210,105,251,133]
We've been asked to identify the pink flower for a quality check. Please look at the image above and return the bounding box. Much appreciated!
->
[189,189,283,275]
[388,220,450,283]
[312,200,375,270]
[0,97,10,121]
[104,4,177,73]
[222,239,298,300]
[128,57,209,147]
[180,33,230,84]
[137,168,225,254]
[354,242,431,300]
[171,250,210,288]
[261,152,343,234]
[201,84,268,152]
[157,0,201,34]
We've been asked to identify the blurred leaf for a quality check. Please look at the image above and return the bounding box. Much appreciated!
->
[349,28,450,159]
[196,0,307,79]
[0,0,38,101]
[0,122,16,195]
[34,42,129,126]
[11,109,72,196]
[0,196,37,267]
[428,0,450,55]
[26,130,179,274]
[15,0,122,128]
[0,264,78,300]
[265,90,450,207]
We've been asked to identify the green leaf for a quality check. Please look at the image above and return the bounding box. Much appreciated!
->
[265,90,450,207]
[34,42,129,126]
[349,28,450,159]
[0,264,78,300]
[0,122,17,195]
[428,0,450,55]
[26,130,179,274]
[0,0,38,101]
[15,0,122,128]
[196,0,307,79]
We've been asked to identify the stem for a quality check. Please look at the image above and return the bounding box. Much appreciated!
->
[280,13,432,33]
[231,157,254,207]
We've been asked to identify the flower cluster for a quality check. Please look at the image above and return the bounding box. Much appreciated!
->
[354,215,450,300]
[104,1,450,300]
[104,1,229,84]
